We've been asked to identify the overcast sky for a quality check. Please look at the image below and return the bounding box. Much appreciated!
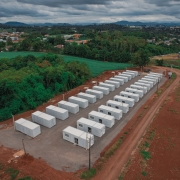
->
[0,0,180,23]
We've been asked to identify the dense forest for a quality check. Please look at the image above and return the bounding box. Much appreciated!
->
[0,54,91,121]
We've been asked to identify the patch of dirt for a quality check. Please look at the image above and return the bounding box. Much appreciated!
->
[151,53,180,60]
[122,70,180,179]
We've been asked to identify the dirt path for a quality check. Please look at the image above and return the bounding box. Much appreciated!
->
[93,67,180,180]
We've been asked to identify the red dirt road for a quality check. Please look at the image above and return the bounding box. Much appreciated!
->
[93,67,180,180]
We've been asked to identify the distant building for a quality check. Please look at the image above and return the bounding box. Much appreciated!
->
[54,44,64,49]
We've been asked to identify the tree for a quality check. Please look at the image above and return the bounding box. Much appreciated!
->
[133,49,150,68]
[7,37,13,45]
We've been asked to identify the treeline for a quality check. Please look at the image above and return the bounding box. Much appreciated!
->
[64,31,180,63]
[0,54,91,121]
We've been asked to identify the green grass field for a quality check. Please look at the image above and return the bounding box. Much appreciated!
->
[0,52,131,77]
[62,55,131,77]
[0,52,46,59]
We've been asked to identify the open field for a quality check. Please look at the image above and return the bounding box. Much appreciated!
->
[0,51,46,59]
[151,53,180,60]
[62,55,131,77]
[0,52,131,77]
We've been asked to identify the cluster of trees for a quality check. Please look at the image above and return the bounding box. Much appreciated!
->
[64,31,149,65]
[0,54,91,121]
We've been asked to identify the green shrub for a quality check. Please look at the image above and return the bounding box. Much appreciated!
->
[18,177,32,180]
[6,167,19,180]
[81,168,96,179]
[140,150,151,160]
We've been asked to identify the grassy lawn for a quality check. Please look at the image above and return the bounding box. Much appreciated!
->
[0,52,46,59]
[62,55,131,77]
[0,52,131,77]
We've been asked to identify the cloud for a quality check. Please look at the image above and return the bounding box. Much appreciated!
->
[0,0,179,23]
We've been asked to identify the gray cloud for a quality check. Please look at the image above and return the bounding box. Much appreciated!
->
[0,0,179,23]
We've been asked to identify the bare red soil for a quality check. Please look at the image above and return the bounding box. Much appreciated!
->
[123,75,180,179]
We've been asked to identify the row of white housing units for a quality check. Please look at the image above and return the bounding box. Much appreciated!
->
[14,71,162,147]
[62,71,163,149]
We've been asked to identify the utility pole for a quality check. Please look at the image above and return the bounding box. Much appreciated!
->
[22,139,26,154]
[12,114,15,131]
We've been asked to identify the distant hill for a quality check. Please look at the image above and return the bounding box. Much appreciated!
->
[114,20,180,27]
[4,21,30,27]
[2,21,180,27]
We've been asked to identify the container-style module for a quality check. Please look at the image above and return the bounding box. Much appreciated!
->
[58,100,79,114]
[104,80,120,88]
[120,91,139,102]
[77,92,96,103]
[106,100,129,113]
[92,86,109,95]
[126,70,138,76]
[141,78,156,85]
[130,84,147,94]
[99,82,115,91]
[15,118,41,138]
[109,78,124,85]
[88,111,115,128]
[32,111,56,128]
[46,105,69,120]
[85,89,103,99]
[77,117,105,137]
[134,82,150,91]
[68,96,88,108]
[150,72,163,79]
[144,76,158,83]
[114,75,128,82]
[118,73,132,80]
[122,72,135,78]
[63,126,94,149]
[147,74,161,81]
[98,105,123,120]
[125,87,144,98]
[138,80,153,88]
[114,95,135,107]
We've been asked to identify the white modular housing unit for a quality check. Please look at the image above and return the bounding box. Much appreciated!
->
[15,118,41,138]
[106,100,129,113]
[141,78,156,85]
[125,87,144,98]
[63,126,94,149]
[134,82,150,91]
[122,72,135,78]
[77,118,105,137]
[99,82,115,91]
[150,72,163,79]
[147,74,161,81]
[138,80,153,88]
[120,91,139,102]
[144,76,158,83]
[46,105,68,120]
[109,78,124,85]
[114,75,128,82]
[126,70,138,76]
[104,80,120,88]
[88,111,115,128]
[68,96,88,108]
[114,95,135,107]
[58,100,79,114]
[77,92,96,104]
[130,84,147,94]
[85,89,103,99]
[92,86,109,95]
[32,111,56,128]
[98,105,123,120]
[118,73,132,80]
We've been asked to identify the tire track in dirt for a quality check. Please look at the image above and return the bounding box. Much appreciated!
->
[93,67,180,180]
